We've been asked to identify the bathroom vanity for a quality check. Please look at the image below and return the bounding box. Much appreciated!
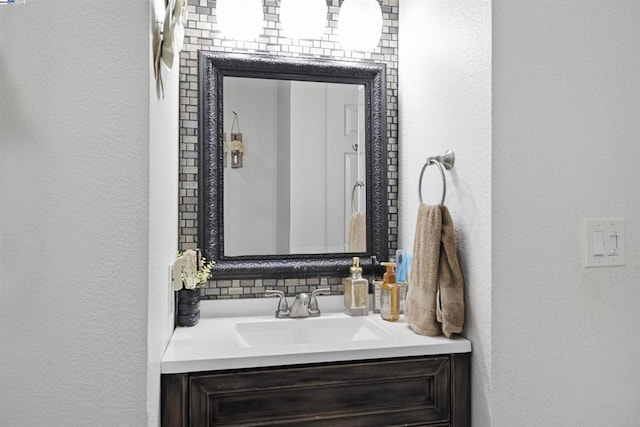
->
[161,297,471,426]
[172,52,472,425]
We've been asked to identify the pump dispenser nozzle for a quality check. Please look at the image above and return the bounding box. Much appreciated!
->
[381,261,396,284]
[350,257,363,274]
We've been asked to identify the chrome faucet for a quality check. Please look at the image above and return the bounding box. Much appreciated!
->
[265,288,330,318]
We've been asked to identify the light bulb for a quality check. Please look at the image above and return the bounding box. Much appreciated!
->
[217,0,264,40]
[280,0,327,40]
[338,0,383,51]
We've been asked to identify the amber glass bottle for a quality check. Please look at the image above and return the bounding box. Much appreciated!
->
[380,262,400,322]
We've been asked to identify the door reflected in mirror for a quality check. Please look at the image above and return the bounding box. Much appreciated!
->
[223,77,367,256]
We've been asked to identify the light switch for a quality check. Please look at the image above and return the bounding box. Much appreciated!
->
[584,219,626,268]
[592,231,605,256]
[608,232,618,256]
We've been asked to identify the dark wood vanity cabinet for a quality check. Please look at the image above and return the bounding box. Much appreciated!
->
[161,353,470,427]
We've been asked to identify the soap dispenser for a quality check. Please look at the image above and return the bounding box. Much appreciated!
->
[380,262,400,322]
[344,257,369,316]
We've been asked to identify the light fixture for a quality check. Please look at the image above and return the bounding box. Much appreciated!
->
[338,0,383,51]
[217,0,264,40]
[280,0,327,40]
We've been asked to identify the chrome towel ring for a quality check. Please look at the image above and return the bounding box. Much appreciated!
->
[418,150,455,205]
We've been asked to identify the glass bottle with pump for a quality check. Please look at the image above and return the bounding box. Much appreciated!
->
[344,257,369,316]
[380,262,400,322]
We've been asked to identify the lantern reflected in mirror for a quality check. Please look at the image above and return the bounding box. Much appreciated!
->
[230,133,244,168]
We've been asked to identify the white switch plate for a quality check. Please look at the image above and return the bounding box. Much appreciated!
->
[584,219,626,267]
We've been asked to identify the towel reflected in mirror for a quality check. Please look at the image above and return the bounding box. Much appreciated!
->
[348,212,366,252]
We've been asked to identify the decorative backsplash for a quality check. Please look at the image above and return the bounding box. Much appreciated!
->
[179,0,399,299]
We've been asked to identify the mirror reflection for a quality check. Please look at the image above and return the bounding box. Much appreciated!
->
[223,77,367,256]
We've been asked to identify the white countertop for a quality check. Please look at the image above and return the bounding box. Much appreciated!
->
[161,295,471,374]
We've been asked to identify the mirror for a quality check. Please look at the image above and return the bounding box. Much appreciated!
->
[223,77,366,256]
[199,52,388,279]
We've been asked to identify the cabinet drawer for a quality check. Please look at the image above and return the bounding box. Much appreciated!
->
[161,354,470,427]
[190,357,451,426]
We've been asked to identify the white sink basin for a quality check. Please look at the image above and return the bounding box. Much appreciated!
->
[236,317,393,348]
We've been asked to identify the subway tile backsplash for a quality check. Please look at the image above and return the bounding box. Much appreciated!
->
[179,0,399,299]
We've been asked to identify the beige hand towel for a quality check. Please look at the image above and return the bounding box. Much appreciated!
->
[348,212,366,252]
[405,204,464,337]
[436,205,465,337]
[405,205,442,336]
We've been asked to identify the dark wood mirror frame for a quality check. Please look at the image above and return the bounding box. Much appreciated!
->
[198,52,388,279]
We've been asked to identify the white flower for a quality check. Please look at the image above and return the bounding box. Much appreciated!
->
[184,275,198,289]
[174,249,215,290]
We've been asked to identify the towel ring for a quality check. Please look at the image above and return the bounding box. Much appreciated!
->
[351,180,365,213]
[418,150,455,205]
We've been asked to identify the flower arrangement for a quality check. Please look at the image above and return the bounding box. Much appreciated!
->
[174,249,215,290]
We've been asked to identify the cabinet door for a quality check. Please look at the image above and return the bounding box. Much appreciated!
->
[189,357,452,426]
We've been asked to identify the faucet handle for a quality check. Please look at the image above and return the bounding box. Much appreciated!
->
[265,290,289,318]
[309,287,331,312]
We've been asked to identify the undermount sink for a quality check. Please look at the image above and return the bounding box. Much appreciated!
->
[235,317,393,348]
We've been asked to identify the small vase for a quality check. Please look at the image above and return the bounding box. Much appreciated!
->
[177,288,201,327]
